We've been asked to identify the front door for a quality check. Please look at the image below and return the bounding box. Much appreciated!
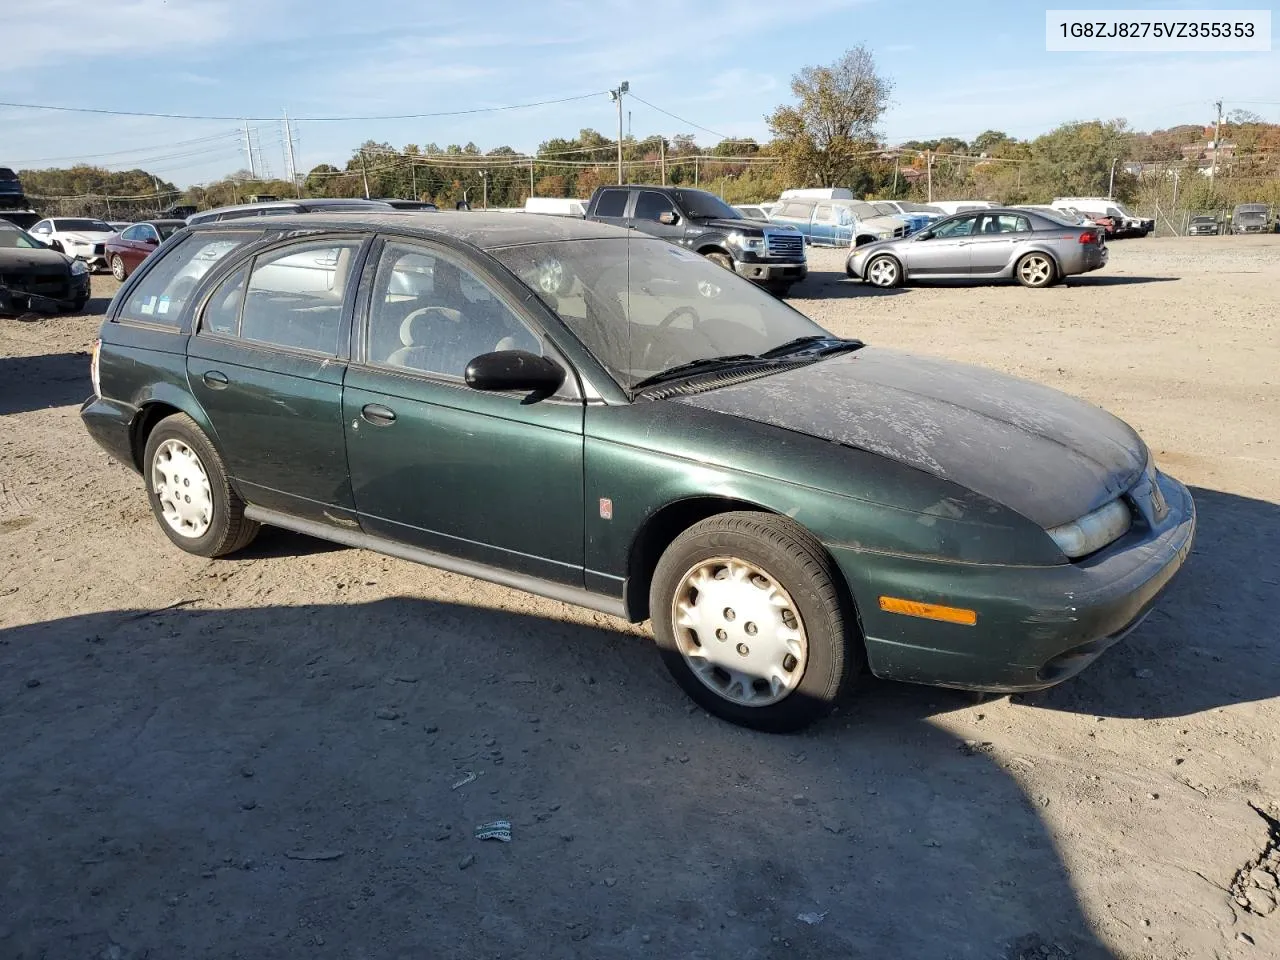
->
[343,239,586,584]
[629,189,683,243]
[967,212,1031,275]
[591,188,632,231]
[903,213,978,276]
[187,235,367,523]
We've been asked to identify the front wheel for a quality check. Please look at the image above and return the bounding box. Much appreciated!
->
[143,413,260,557]
[110,255,127,281]
[650,512,860,732]
[1015,252,1056,288]
[864,254,902,288]
[704,251,734,271]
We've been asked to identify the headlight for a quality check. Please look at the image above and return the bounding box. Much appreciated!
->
[727,232,765,253]
[1046,498,1131,559]
[70,260,89,276]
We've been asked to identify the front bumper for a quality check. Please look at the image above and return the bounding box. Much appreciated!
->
[733,260,807,284]
[63,243,107,268]
[0,271,90,313]
[833,471,1196,692]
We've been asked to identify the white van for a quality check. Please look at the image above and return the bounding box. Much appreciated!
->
[927,200,1001,215]
[523,197,588,218]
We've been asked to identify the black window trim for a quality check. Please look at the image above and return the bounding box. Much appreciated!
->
[191,231,373,362]
[593,187,632,220]
[350,234,581,402]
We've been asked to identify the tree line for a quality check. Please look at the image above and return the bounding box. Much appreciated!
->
[17,46,1280,222]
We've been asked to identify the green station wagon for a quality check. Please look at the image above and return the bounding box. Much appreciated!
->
[82,213,1196,731]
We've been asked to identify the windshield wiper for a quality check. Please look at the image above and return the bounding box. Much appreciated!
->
[759,335,865,359]
[632,354,763,391]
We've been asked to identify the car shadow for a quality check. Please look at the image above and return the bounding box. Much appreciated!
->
[1022,487,1280,720]
[790,272,911,299]
[0,598,1114,960]
[0,351,91,415]
[1062,276,1180,287]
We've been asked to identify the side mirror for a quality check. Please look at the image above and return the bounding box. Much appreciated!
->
[915,230,934,241]
[144,236,159,245]
[658,211,678,225]
[47,239,65,253]
[465,350,565,396]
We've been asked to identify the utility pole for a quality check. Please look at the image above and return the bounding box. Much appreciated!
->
[892,152,900,195]
[694,156,698,187]
[1108,157,1118,198]
[1210,99,1223,185]
[244,121,257,178]
[529,161,535,198]
[410,162,418,201]
[480,170,488,210]
[926,152,934,203]
[609,81,629,185]
[358,150,371,199]
[283,109,300,196]
[660,138,666,185]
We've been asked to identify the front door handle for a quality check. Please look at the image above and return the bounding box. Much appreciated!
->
[202,370,230,390]
[361,403,397,426]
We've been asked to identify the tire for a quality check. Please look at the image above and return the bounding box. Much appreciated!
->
[143,413,259,558]
[1015,252,1056,288]
[704,251,734,271]
[864,254,902,288]
[649,512,860,732]
[110,255,127,281]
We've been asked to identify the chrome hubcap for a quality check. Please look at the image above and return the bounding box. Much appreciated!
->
[671,557,808,707]
[1020,256,1051,285]
[111,257,125,280]
[152,439,213,538]
[868,258,896,286]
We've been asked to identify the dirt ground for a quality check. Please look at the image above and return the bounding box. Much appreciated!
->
[2,235,1278,960]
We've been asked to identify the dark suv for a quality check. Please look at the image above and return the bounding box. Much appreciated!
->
[584,185,806,295]
[0,167,26,209]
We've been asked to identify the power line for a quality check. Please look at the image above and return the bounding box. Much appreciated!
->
[9,130,244,166]
[628,94,731,140]
[0,91,608,123]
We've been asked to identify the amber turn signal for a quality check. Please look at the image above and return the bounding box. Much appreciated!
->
[878,596,977,626]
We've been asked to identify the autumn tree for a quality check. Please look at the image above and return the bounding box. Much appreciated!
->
[767,45,893,188]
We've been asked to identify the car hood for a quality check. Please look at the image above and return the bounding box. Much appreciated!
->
[0,247,73,271]
[675,347,1147,529]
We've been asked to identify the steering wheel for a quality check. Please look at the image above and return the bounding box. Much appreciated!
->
[640,305,707,371]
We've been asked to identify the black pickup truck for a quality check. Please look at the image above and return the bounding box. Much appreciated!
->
[584,185,806,295]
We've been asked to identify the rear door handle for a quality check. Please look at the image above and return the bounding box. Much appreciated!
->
[202,370,229,390]
[361,403,397,426]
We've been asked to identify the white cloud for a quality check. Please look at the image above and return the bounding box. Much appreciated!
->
[0,0,239,70]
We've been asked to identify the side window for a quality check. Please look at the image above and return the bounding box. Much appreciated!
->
[594,190,629,218]
[237,239,362,355]
[140,224,160,242]
[117,233,258,327]
[932,215,978,239]
[366,242,542,379]
[199,264,249,335]
[120,225,141,241]
[634,191,675,222]
[31,221,50,235]
[814,203,833,222]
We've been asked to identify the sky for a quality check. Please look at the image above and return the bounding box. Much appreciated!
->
[2,0,1277,188]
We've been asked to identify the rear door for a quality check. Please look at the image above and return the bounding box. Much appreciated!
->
[967,213,1031,275]
[590,188,632,231]
[903,213,978,276]
[186,234,369,523]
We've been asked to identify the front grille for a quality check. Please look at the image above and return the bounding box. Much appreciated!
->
[0,272,71,298]
[892,225,907,238]
[764,231,804,259]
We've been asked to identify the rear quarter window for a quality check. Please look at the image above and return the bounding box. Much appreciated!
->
[115,232,259,328]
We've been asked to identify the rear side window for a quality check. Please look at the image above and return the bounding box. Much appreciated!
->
[235,239,363,355]
[593,190,629,218]
[117,233,258,327]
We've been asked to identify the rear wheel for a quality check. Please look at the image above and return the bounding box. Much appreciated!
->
[143,413,259,557]
[864,254,902,288]
[650,512,859,732]
[110,255,127,281]
[1015,252,1055,288]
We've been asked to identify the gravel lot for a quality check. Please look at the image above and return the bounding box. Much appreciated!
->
[2,235,1278,960]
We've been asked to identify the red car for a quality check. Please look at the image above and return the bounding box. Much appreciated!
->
[105,219,186,280]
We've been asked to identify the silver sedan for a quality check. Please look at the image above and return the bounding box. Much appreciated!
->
[846,207,1108,289]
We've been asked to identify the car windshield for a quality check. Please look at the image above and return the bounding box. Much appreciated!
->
[673,190,740,220]
[1237,206,1266,217]
[847,201,880,219]
[493,237,830,391]
[0,226,43,249]
[872,203,900,216]
[55,219,113,232]
[899,202,940,213]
